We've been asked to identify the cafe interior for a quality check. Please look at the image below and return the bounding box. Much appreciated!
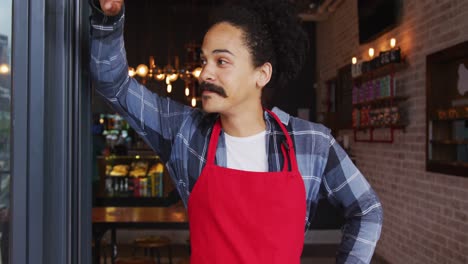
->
[39,0,468,263]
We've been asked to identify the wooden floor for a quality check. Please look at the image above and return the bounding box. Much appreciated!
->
[96,244,338,263]
[96,243,387,264]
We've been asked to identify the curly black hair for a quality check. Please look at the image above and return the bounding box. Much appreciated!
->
[208,0,309,91]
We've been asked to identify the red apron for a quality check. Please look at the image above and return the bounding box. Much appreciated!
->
[188,110,306,264]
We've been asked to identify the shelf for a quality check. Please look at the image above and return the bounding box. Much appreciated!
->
[427,160,468,177]
[353,96,407,108]
[430,106,468,121]
[353,124,405,143]
[94,197,171,207]
[430,117,468,122]
[94,197,166,207]
[430,140,468,145]
[353,61,406,83]
[354,124,406,131]
[428,160,468,167]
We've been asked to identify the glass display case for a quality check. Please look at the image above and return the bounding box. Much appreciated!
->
[95,155,177,206]
[426,41,468,177]
[100,155,164,198]
[92,112,177,206]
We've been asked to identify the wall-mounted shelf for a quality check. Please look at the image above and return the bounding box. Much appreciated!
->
[353,125,406,143]
[351,60,407,143]
[354,124,406,130]
[353,61,406,83]
[352,96,407,108]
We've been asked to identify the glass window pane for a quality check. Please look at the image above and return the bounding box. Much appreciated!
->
[0,0,12,263]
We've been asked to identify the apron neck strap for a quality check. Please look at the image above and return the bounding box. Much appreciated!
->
[206,119,222,165]
[206,111,299,172]
[265,109,299,172]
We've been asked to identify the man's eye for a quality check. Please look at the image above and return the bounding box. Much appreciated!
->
[217,59,227,65]
[200,59,207,65]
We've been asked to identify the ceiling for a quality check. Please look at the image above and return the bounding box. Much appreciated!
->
[292,0,345,21]
[139,0,344,21]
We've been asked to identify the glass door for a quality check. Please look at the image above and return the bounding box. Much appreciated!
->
[0,0,12,263]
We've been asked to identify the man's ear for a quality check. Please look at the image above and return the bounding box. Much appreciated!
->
[256,62,272,89]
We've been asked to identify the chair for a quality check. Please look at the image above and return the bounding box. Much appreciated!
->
[133,235,173,264]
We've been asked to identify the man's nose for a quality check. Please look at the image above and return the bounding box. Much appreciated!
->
[199,65,215,83]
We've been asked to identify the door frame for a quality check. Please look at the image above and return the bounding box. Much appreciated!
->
[11,0,92,263]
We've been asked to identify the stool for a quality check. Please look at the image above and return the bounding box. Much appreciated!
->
[92,239,109,264]
[115,257,156,264]
[177,257,190,264]
[185,236,191,255]
[133,236,173,264]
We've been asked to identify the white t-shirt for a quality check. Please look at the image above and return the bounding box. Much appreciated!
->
[224,131,268,172]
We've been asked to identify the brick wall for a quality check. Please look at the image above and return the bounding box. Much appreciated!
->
[315,0,468,263]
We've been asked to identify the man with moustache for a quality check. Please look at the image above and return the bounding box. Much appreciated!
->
[90,0,383,263]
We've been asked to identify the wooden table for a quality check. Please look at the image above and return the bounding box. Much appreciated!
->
[92,206,188,264]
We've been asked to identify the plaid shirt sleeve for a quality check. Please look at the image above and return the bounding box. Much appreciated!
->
[321,138,383,264]
[88,2,193,162]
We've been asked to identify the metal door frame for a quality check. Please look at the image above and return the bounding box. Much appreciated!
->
[11,0,92,263]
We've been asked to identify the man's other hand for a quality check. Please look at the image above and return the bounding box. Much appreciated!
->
[99,0,123,16]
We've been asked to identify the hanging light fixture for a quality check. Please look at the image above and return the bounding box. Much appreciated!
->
[125,0,202,107]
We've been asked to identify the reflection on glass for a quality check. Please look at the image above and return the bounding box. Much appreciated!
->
[0,0,12,263]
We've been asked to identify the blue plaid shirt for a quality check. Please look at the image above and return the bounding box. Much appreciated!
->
[89,4,383,263]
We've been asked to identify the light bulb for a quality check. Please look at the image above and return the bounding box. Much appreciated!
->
[169,73,178,82]
[155,73,165,81]
[136,64,149,77]
[167,83,172,93]
[191,97,197,107]
[0,64,10,74]
[368,48,375,58]
[185,87,190,96]
[128,68,135,77]
[99,118,104,124]
[192,67,202,78]
[352,57,357,64]
[390,38,396,48]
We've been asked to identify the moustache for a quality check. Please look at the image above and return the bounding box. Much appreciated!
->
[199,82,228,98]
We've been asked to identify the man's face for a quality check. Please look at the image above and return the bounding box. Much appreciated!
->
[199,22,262,115]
